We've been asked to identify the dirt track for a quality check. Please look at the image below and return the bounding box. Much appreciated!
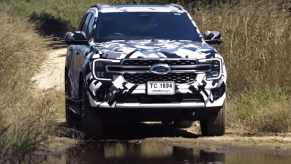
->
[34,48,291,156]
[33,48,66,90]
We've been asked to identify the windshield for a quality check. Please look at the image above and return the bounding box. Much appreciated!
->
[95,12,202,42]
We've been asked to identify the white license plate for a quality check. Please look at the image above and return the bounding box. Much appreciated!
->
[147,81,175,95]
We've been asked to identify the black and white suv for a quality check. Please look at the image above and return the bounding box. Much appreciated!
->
[64,4,227,137]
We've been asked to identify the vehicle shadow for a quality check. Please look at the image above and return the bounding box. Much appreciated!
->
[56,122,201,141]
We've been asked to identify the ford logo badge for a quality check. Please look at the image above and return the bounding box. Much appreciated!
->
[150,64,171,75]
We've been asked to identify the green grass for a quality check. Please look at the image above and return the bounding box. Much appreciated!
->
[0,0,108,29]
[0,128,40,163]
[227,87,291,133]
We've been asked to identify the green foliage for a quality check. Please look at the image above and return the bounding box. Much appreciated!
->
[0,127,38,163]
[0,0,108,29]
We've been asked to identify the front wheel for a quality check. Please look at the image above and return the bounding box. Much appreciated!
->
[81,82,103,138]
[200,105,225,136]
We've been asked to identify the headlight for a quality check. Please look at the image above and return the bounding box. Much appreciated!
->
[94,61,105,78]
[92,59,120,80]
[211,60,220,77]
[198,58,222,80]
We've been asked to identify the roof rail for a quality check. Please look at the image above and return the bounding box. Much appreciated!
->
[91,4,102,10]
[168,4,184,11]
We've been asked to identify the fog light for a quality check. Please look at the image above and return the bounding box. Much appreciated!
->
[212,71,219,77]
[213,91,220,99]
[96,90,105,101]
[96,71,104,77]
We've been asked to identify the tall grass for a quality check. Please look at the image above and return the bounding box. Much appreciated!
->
[193,0,291,133]
[0,14,59,162]
[193,0,291,97]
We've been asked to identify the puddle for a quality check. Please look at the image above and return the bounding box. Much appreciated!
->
[43,141,291,164]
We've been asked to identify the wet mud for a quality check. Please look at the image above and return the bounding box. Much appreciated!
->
[44,139,291,164]
[43,122,291,164]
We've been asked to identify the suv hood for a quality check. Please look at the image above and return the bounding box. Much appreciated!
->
[93,40,220,60]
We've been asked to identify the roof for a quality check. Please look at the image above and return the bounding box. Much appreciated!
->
[96,4,185,13]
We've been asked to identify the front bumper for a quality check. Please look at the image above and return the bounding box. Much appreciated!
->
[86,72,226,109]
[88,93,205,108]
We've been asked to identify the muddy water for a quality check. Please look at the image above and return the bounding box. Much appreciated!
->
[44,141,291,164]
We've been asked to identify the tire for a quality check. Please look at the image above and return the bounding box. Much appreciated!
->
[81,82,103,138]
[174,120,193,128]
[200,105,225,136]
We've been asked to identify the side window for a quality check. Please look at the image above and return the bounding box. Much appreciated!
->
[86,15,95,39]
[78,13,88,31]
[81,13,93,33]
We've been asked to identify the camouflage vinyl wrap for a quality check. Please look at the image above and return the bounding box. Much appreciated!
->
[84,40,226,108]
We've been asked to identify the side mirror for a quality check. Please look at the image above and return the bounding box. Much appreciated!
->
[204,31,222,45]
[64,31,88,45]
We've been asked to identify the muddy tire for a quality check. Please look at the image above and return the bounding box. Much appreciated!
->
[200,105,225,136]
[175,120,193,128]
[81,82,103,138]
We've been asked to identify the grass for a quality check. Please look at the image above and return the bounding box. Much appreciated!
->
[192,0,291,133]
[193,0,291,97]
[227,87,291,133]
[0,0,108,31]
[0,14,60,162]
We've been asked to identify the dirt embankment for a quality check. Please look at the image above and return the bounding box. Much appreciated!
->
[34,48,291,156]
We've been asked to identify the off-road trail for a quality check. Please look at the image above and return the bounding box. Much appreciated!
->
[33,47,291,162]
[33,48,67,90]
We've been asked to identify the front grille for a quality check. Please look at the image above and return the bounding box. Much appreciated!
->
[123,73,196,84]
[122,59,197,66]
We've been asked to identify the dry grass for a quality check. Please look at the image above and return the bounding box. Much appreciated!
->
[193,0,291,133]
[0,14,59,162]
[193,0,291,97]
